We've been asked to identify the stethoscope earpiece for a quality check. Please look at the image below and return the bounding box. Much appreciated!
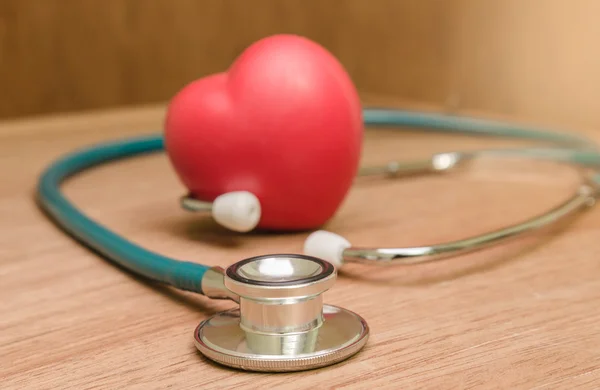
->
[195,254,369,372]
[303,230,351,268]
[181,191,261,232]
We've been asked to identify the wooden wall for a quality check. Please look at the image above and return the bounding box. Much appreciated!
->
[447,1,600,130]
[0,0,598,129]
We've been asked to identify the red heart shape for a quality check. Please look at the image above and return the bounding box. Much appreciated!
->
[164,34,363,231]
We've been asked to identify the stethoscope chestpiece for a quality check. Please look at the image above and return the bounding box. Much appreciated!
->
[194,254,369,372]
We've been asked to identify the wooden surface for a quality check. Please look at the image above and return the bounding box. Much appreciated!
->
[0,0,454,118]
[2,103,600,389]
[2,0,600,130]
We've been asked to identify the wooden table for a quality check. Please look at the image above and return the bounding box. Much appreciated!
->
[2,103,600,389]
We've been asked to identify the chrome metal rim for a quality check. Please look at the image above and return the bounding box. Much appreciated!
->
[194,304,369,372]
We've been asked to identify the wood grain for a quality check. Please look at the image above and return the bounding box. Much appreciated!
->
[2,0,599,131]
[1,102,600,389]
[0,0,452,119]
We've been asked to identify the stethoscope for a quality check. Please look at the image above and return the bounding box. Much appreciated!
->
[36,107,600,372]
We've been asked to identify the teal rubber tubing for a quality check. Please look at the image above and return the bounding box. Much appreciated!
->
[36,107,600,295]
[363,108,594,147]
[37,136,210,293]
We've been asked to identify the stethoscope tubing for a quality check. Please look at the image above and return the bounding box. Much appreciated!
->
[36,107,600,296]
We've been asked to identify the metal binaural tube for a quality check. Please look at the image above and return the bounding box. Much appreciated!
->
[341,183,599,266]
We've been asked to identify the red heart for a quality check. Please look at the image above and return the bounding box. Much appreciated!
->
[164,34,363,231]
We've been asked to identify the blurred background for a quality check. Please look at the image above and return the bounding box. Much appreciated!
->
[1,0,599,130]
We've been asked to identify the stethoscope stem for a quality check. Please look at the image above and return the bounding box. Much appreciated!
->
[200,267,240,302]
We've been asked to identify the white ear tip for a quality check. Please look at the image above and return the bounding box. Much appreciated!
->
[303,230,350,268]
[212,191,261,232]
